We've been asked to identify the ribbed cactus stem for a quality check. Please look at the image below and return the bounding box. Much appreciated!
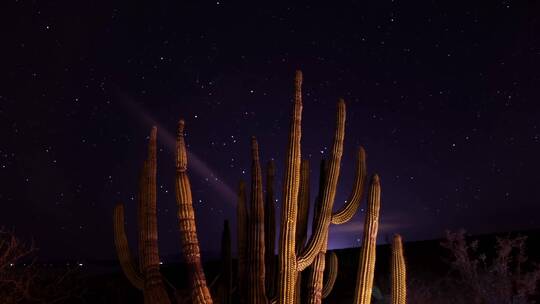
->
[277,69,303,304]
[113,202,144,290]
[391,234,406,304]
[306,160,328,304]
[247,137,267,303]
[141,127,170,304]
[297,98,346,271]
[353,174,381,304]
[137,160,148,273]
[307,252,325,304]
[293,159,310,304]
[175,120,213,304]
[331,146,367,224]
[264,160,276,297]
[237,180,248,304]
[321,251,338,299]
[219,220,232,304]
[296,159,310,253]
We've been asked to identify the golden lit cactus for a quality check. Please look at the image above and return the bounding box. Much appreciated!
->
[294,159,311,303]
[113,202,144,290]
[218,220,232,304]
[276,70,303,304]
[237,181,248,303]
[321,251,338,299]
[113,127,170,304]
[264,160,277,298]
[391,234,406,304]
[175,120,213,304]
[353,175,381,304]
[296,159,311,252]
[246,137,267,303]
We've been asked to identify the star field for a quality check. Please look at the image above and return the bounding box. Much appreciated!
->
[1,1,539,260]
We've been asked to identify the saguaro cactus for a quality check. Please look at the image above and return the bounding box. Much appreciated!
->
[113,202,144,290]
[247,137,267,303]
[219,220,232,304]
[113,70,400,304]
[175,120,213,304]
[237,181,248,303]
[113,128,170,304]
[321,251,338,299]
[353,175,381,304]
[391,234,406,304]
[264,161,277,298]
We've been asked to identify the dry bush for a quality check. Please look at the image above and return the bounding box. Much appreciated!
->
[406,230,540,304]
[0,229,85,304]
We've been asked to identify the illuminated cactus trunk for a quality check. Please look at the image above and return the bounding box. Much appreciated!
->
[141,128,170,304]
[175,120,213,304]
[236,181,248,303]
[391,234,406,304]
[219,220,232,304]
[353,175,381,304]
[113,128,170,304]
[264,161,276,298]
[295,159,311,303]
[276,70,303,304]
[113,202,144,290]
[296,159,311,251]
[247,137,267,303]
[307,252,325,304]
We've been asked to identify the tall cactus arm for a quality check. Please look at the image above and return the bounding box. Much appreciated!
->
[306,252,325,304]
[246,137,267,303]
[237,180,248,303]
[219,220,232,304]
[277,70,303,304]
[175,120,213,304]
[391,234,406,304]
[296,159,311,253]
[141,127,170,304]
[297,99,346,271]
[305,160,329,304]
[331,146,367,224]
[353,174,381,304]
[113,202,144,290]
[137,160,148,273]
[321,251,338,299]
[264,161,276,298]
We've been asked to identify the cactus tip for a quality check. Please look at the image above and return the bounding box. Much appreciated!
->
[372,173,380,184]
[178,119,185,134]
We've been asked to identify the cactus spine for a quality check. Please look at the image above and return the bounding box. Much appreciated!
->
[219,220,232,304]
[247,137,267,303]
[391,234,406,304]
[353,174,381,304]
[264,160,277,298]
[175,120,213,304]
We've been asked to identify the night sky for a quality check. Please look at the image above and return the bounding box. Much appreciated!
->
[2,1,540,261]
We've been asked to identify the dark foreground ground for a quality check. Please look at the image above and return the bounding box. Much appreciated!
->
[56,229,540,303]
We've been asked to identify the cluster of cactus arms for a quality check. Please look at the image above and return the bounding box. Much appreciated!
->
[113,70,407,303]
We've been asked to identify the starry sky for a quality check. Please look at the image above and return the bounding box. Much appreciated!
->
[2,1,540,261]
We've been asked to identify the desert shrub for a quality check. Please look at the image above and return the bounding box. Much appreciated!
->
[440,229,540,304]
[0,229,85,303]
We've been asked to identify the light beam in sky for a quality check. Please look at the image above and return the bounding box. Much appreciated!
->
[118,91,237,205]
